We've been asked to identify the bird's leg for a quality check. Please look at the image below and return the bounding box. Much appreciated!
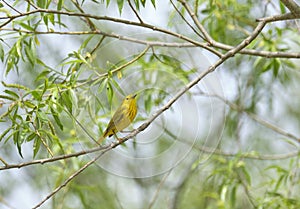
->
[113,131,121,142]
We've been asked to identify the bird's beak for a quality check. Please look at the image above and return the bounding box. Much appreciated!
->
[132,94,137,98]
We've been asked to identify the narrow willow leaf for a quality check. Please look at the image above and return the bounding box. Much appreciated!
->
[14,130,23,158]
[57,0,64,10]
[36,111,48,123]
[26,132,36,142]
[117,0,124,14]
[4,89,19,99]
[0,102,17,119]
[0,127,11,141]
[1,81,30,91]
[0,43,4,62]
[151,0,156,8]
[0,94,16,101]
[33,138,41,158]
[106,81,114,105]
[109,78,124,96]
[50,107,63,130]
[18,22,34,31]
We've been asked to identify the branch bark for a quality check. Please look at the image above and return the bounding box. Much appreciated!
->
[280,0,300,16]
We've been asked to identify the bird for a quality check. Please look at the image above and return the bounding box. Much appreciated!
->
[98,94,137,143]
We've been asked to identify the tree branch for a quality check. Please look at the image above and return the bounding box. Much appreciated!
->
[1,8,300,58]
[170,0,206,41]
[1,0,22,14]
[32,151,106,209]
[127,0,144,23]
[163,123,300,161]
[0,145,109,171]
[0,8,222,57]
[177,0,214,44]
[198,92,300,144]
[280,0,300,16]
[70,0,97,31]
[111,19,268,154]
[147,169,172,209]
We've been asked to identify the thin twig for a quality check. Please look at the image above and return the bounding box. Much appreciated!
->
[163,122,300,161]
[2,25,299,58]
[32,18,270,208]
[32,150,106,209]
[105,19,269,157]
[237,171,257,208]
[70,0,96,30]
[1,131,298,172]
[177,0,214,44]
[170,0,206,41]
[147,169,173,209]
[0,157,8,166]
[2,0,22,14]
[75,45,150,88]
[197,91,300,144]
[0,8,222,57]
[0,145,109,171]
[1,9,299,58]
[128,0,144,23]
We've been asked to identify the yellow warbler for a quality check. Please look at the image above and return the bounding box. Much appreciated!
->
[98,94,137,143]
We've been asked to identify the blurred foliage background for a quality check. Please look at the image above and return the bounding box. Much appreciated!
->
[0,0,300,208]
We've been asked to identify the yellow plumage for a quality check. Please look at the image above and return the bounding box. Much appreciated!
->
[98,94,137,143]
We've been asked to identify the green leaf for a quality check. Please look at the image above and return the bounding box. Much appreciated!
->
[18,22,35,31]
[134,0,140,10]
[59,90,73,113]
[0,94,17,101]
[98,77,108,94]
[273,58,280,77]
[50,107,64,130]
[0,127,11,142]
[26,132,37,142]
[230,185,237,208]
[43,14,48,26]
[106,0,111,7]
[144,93,152,113]
[109,78,124,96]
[274,174,284,192]
[80,35,95,51]
[117,0,124,14]
[36,70,51,81]
[14,130,23,158]
[15,37,23,58]
[49,13,55,25]
[279,1,286,14]
[0,43,4,62]
[0,102,18,119]
[57,0,64,10]
[31,90,42,101]
[141,0,146,7]
[33,137,41,158]
[37,0,46,8]
[4,89,19,99]
[1,81,30,91]
[51,133,64,153]
[240,166,251,185]
[151,0,156,8]
[106,81,114,105]
[36,111,49,123]
[24,38,37,66]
